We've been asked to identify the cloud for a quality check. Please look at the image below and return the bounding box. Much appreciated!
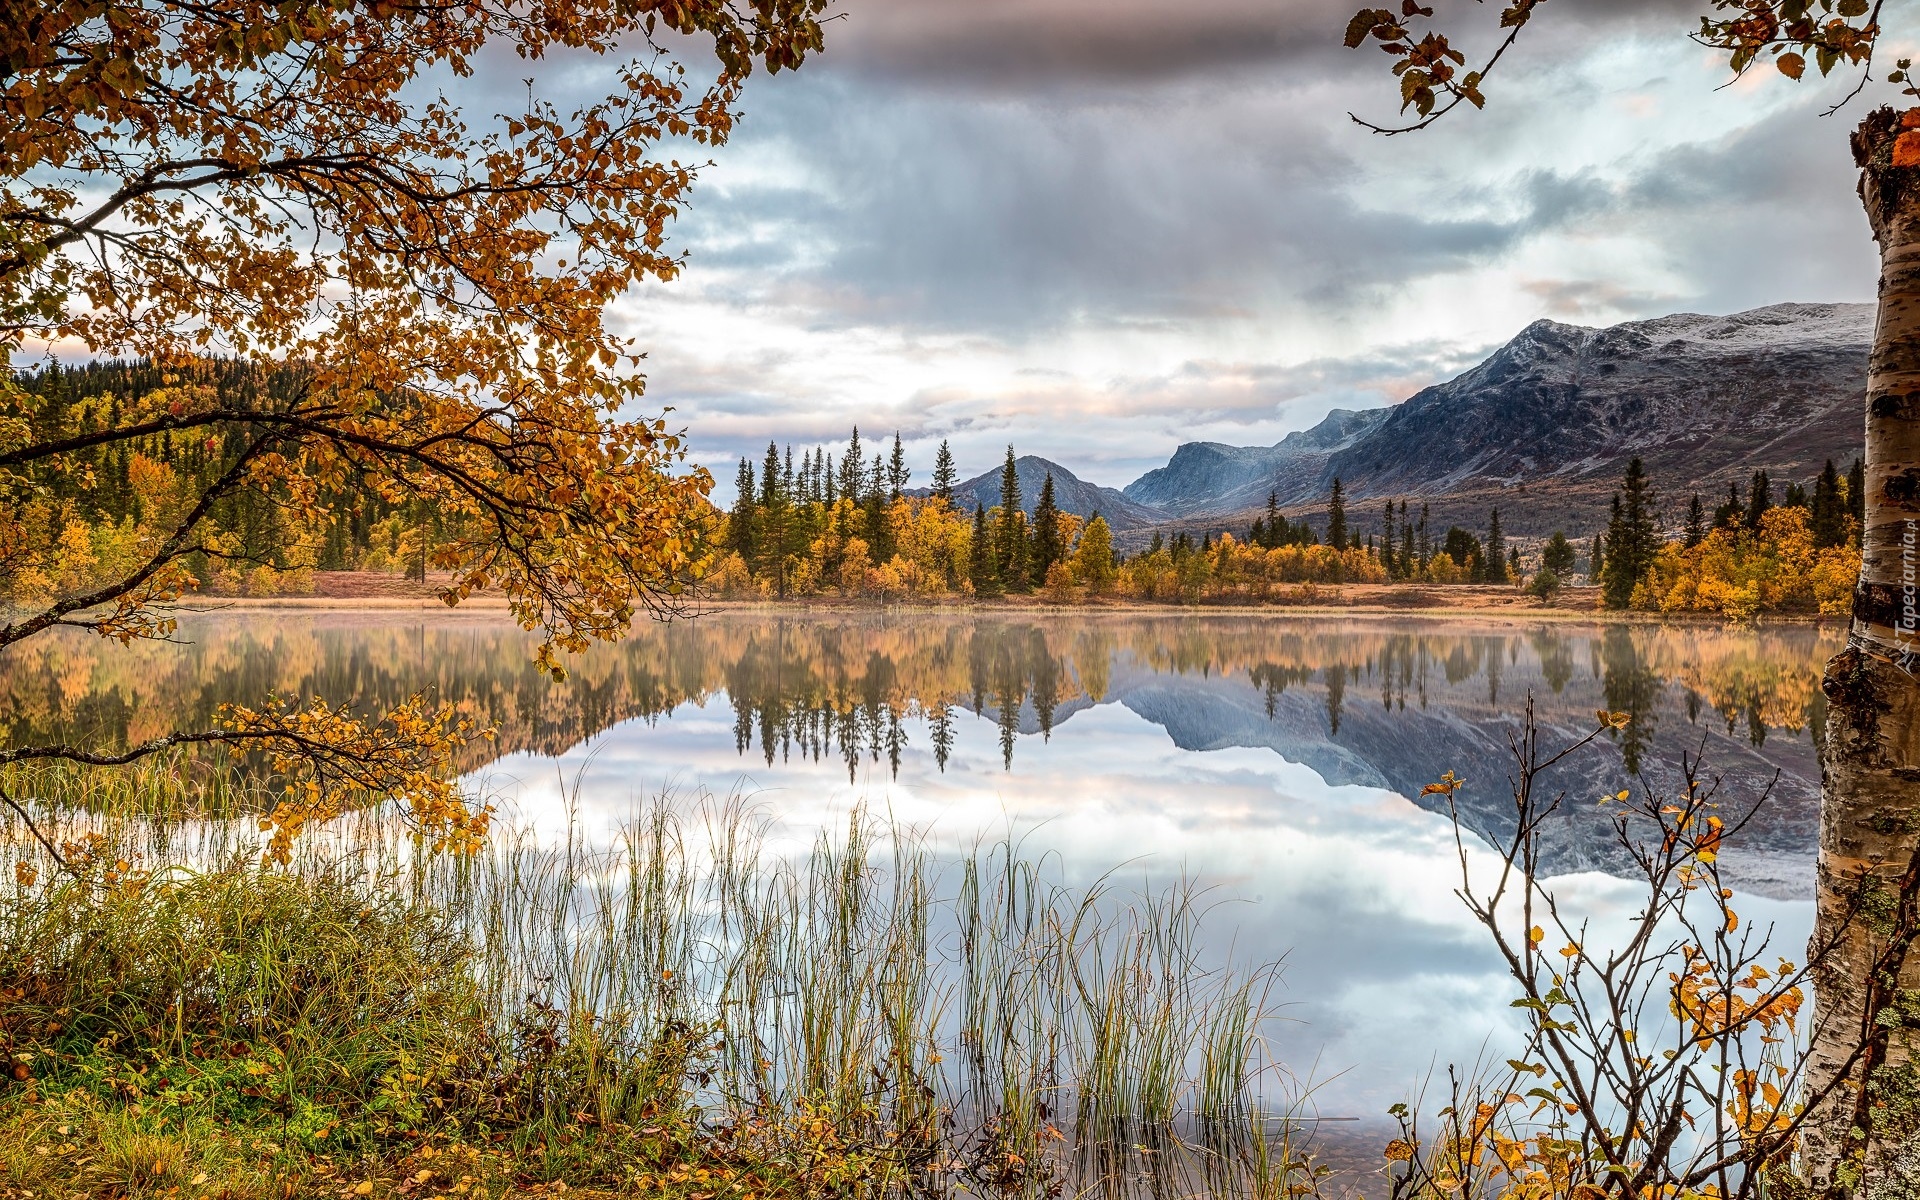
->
[598,0,1884,498]
[821,0,1714,89]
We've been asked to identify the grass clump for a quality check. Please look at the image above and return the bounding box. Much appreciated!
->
[0,789,1318,1200]
[0,838,883,1198]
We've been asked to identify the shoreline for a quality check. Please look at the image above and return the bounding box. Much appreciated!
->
[171,575,1838,626]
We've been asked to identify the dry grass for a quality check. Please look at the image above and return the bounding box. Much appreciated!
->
[0,773,1325,1199]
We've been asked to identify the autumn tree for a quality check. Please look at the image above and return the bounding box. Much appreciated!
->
[1073,515,1117,595]
[0,0,827,860]
[1345,0,1920,1182]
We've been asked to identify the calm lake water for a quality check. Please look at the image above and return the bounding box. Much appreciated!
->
[0,608,1835,1130]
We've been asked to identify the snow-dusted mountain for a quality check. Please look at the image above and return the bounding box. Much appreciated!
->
[1119,302,1871,535]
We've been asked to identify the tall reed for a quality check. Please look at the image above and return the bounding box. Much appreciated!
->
[0,769,1322,1198]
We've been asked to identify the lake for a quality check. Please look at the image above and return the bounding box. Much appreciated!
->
[0,607,1835,1141]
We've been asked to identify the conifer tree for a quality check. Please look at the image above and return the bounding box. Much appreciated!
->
[933,440,958,504]
[1326,478,1348,552]
[969,504,1000,596]
[863,453,891,560]
[1812,459,1847,549]
[757,442,792,596]
[1744,469,1772,530]
[995,447,1029,590]
[1031,473,1064,578]
[1383,500,1399,577]
[727,457,757,563]
[1589,534,1604,584]
[1542,530,1576,576]
[888,432,909,501]
[1684,493,1707,548]
[1600,495,1632,609]
[1399,500,1414,574]
[1484,508,1507,584]
[1416,503,1431,567]
[1598,457,1658,610]
[1713,479,1743,530]
[837,427,864,504]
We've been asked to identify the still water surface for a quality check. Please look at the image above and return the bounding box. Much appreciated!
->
[1,609,1835,1127]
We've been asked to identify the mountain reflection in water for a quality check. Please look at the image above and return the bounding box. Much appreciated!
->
[1,610,1833,897]
[1,608,1832,1123]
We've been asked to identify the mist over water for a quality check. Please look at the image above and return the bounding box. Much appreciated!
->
[2,609,1832,1130]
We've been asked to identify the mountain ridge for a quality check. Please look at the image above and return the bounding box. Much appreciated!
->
[920,454,1166,530]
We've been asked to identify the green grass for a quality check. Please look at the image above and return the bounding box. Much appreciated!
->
[0,772,1323,1199]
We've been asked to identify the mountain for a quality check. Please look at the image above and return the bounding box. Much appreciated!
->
[1122,408,1387,518]
[938,455,1166,530]
[1122,302,1872,536]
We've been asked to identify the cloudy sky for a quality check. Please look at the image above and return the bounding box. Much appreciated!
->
[609,0,1888,496]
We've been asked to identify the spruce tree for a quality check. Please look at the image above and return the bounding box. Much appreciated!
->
[1326,477,1348,552]
[837,427,864,503]
[1399,500,1414,575]
[864,453,891,559]
[1713,479,1743,530]
[757,441,790,595]
[1542,530,1576,575]
[1416,503,1430,566]
[1597,456,1658,609]
[1684,493,1706,548]
[1744,469,1771,530]
[1382,500,1398,577]
[1812,459,1847,548]
[1484,508,1507,583]
[932,440,957,504]
[1031,473,1063,578]
[1589,534,1604,584]
[969,504,1000,596]
[1600,493,1633,609]
[888,432,908,501]
[727,457,757,564]
[995,447,1028,591]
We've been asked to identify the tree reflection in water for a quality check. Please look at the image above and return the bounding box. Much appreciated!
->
[0,609,1837,802]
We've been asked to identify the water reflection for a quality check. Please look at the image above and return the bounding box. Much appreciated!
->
[0,609,1831,1130]
[0,611,1834,897]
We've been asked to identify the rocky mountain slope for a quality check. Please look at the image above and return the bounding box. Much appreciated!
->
[1123,408,1387,518]
[1121,302,1870,536]
[940,454,1165,530]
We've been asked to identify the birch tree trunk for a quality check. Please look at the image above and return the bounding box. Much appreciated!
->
[1803,106,1920,1194]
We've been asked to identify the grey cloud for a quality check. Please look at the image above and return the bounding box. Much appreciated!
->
[822,0,1712,88]
[687,72,1612,337]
